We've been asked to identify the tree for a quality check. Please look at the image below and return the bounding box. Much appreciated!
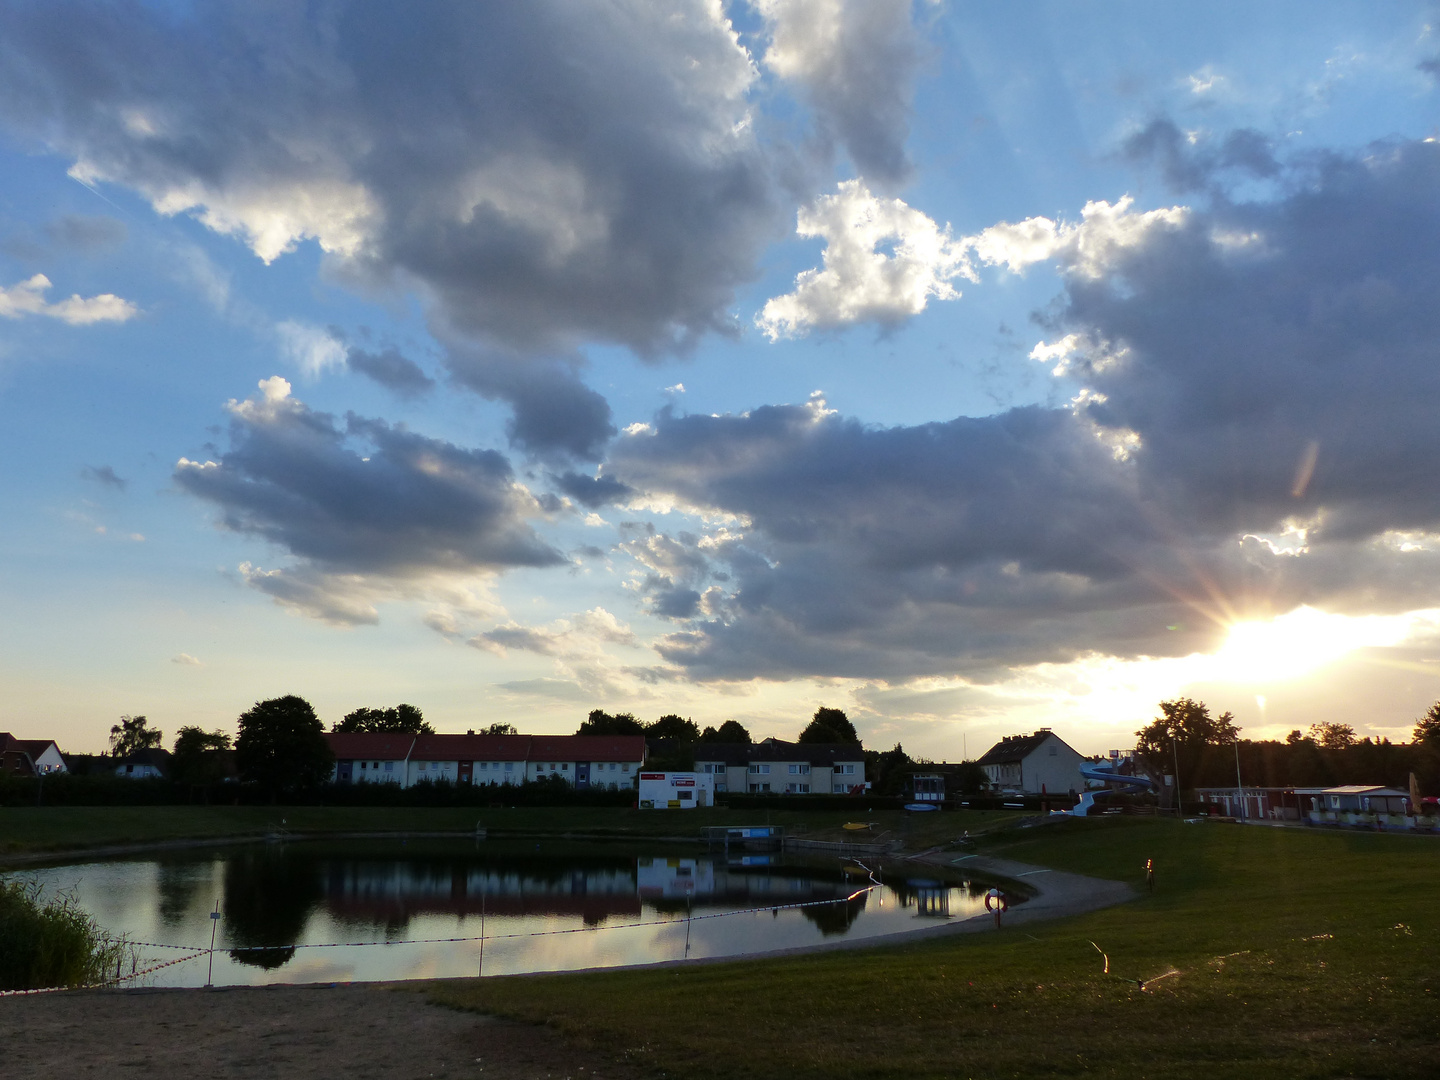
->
[332,704,433,734]
[865,743,913,796]
[171,726,231,796]
[1135,697,1241,800]
[798,706,860,745]
[236,696,335,795]
[699,719,752,744]
[481,722,518,735]
[1414,702,1440,746]
[1309,721,1357,749]
[647,714,700,742]
[109,714,162,758]
[575,709,645,736]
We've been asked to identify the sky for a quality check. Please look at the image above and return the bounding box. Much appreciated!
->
[5,1,1440,758]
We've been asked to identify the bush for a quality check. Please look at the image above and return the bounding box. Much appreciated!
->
[0,879,128,990]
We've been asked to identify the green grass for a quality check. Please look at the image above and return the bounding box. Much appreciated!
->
[0,878,130,990]
[428,819,1440,1079]
[0,803,1019,861]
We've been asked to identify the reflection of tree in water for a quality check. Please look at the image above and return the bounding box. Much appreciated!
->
[223,847,322,969]
[799,892,867,937]
[156,860,206,926]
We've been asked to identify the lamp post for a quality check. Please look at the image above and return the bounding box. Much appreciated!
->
[1234,740,1246,821]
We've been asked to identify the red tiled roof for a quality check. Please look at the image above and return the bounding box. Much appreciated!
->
[325,732,417,760]
[529,734,646,762]
[411,733,532,761]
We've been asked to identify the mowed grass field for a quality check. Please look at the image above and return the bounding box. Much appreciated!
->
[429,818,1440,1080]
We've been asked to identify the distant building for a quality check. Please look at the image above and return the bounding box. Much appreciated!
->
[693,738,866,795]
[0,733,67,776]
[637,770,715,809]
[975,729,1084,796]
[324,731,646,790]
[114,747,171,779]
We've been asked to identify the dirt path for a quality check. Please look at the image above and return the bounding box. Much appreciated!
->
[0,982,646,1080]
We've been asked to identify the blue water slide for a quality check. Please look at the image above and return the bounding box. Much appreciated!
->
[1059,761,1158,816]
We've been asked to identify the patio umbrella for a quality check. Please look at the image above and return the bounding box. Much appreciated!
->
[1410,772,1422,816]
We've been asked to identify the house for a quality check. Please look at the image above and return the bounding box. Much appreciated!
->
[905,773,946,803]
[524,735,647,790]
[326,732,416,784]
[693,738,866,795]
[0,733,68,776]
[115,747,171,779]
[324,731,647,790]
[975,729,1085,796]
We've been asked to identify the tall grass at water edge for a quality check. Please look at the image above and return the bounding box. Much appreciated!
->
[0,878,130,990]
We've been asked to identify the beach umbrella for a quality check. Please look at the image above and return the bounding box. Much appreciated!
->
[1409,771,1422,816]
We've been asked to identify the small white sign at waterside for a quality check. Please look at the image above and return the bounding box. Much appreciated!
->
[638,771,714,809]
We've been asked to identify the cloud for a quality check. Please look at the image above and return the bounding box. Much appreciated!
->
[756,0,923,185]
[170,652,203,666]
[276,321,347,378]
[44,213,127,251]
[345,345,435,397]
[551,471,633,509]
[175,376,564,623]
[0,273,136,324]
[0,2,780,358]
[609,141,1440,680]
[757,179,967,338]
[470,607,641,698]
[80,464,126,489]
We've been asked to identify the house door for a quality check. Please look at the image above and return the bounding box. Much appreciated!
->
[458,761,473,785]
[576,761,590,788]
[338,760,353,783]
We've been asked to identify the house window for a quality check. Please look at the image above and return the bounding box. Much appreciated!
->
[385,761,394,772]
[505,762,513,771]
[749,764,770,774]
[788,764,809,775]
[561,763,569,771]
[622,764,630,772]
[1049,745,1057,756]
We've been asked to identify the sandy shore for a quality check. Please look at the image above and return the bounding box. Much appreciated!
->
[1,855,1130,1078]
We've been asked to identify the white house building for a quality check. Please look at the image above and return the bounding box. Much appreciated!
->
[693,739,867,795]
[975,729,1085,796]
[0,733,67,776]
[326,732,646,790]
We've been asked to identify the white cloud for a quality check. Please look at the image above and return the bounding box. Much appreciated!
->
[0,273,137,324]
[276,322,346,378]
[757,179,968,339]
[965,196,1190,280]
[171,652,203,666]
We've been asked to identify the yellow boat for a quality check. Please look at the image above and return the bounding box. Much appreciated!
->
[842,821,876,831]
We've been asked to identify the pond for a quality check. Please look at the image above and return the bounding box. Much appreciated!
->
[9,838,1008,987]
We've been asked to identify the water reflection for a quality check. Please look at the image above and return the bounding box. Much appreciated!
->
[8,840,1008,987]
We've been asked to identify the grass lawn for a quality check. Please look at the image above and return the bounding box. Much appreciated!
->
[0,803,1013,861]
[429,818,1440,1079]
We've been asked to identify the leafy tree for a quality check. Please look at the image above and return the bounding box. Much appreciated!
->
[1286,729,1313,746]
[333,704,433,734]
[699,719,752,744]
[171,726,231,795]
[647,714,700,742]
[864,743,913,796]
[1309,721,1357,749]
[236,696,335,795]
[1135,697,1240,799]
[481,722,518,735]
[798,706,860,745]
[109,714,162,758]
[1414,702,1440,746]
[575,709,645,736]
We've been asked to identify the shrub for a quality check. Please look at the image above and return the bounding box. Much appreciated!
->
[0,879,128,990]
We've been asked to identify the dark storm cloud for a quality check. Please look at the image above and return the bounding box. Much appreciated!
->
[0,2,780,356]
[174,381,563,591]
[1120,120,1279,193]
[345,346,434,397]
[605,138,1440,680]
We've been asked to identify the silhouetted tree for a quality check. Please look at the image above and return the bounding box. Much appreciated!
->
[647,714,700,741]
[171,726,231,798]
[1414,703,1440,747]
[698,719,752,744]
[109,714,163,758]
[798,706,860,745]
[481,722,518,735]
[333,704,433,734]
[1309,721,1357,749]
[236,696,334,796]
[576,709,645,736]
[1135,697,1240,799]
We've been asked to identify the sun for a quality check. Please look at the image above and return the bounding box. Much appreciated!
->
[1208,606,1414,685]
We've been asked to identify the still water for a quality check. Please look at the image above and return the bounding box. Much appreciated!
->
[12,838,1002,986]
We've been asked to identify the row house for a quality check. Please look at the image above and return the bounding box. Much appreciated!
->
[0,733,67,776]
[692,738,867,795]
[326,731,646,790]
